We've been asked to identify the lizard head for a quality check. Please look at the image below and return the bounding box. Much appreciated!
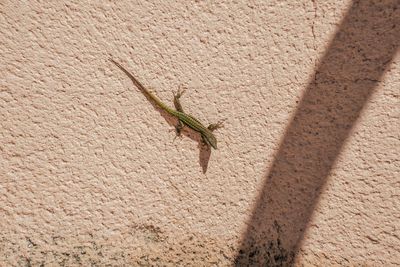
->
[203,132,217,149]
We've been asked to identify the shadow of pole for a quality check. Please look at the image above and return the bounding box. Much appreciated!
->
[235,1,399,266]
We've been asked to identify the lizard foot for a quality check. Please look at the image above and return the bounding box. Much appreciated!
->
[208,119,226,132]
[173,85,186,99]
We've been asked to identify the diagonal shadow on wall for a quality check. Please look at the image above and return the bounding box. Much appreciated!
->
[235,1,399,266]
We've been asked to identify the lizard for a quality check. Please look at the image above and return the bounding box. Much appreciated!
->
[109,59,223,149]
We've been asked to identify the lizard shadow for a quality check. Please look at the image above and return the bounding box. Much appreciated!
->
[176,125,212,174]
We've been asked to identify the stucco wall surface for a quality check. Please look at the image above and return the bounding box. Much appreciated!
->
[1,0,399,266]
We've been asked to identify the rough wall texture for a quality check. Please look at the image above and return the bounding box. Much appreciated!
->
[0,0,399,266]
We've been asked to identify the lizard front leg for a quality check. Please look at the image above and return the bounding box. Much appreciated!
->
[207,119,225,132]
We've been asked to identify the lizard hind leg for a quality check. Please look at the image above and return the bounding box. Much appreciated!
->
[175,120,184,136]
[171,120,184,143]
[173,85,186,112]
[172,86,187,141]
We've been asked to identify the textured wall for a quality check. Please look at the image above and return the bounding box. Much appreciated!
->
[1,0,399,266]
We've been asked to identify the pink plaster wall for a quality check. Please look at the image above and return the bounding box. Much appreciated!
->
[1,0,399,266]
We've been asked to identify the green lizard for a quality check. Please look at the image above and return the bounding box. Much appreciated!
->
[110,59,223,149]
